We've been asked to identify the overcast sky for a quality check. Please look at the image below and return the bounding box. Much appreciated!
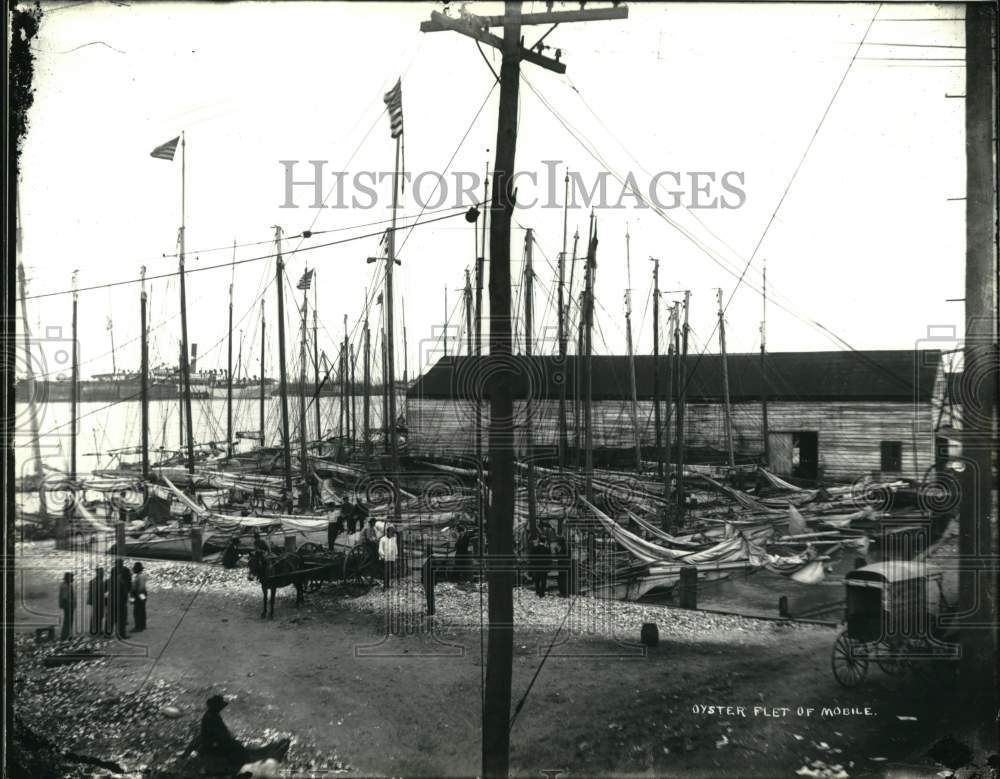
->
[17,1,967,382]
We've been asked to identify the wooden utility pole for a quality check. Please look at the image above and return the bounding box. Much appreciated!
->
[384,136,402,522]
[140,267,149,480]
[523,228,537,536]
[760,260,770,467]
[557,173,570,468]
[476,167,488,471]
[959,1,997,718]
[650,257,662,479]
[717,288,735,468]
[381,328,389,454]
[421,6,627,774]
[675,291,690,517]
[274,227,293,499]
[623,228,641,473]
[259,299,266,447]
[70,271,78,482]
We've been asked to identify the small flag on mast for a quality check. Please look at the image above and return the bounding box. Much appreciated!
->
[383,79,403,139]
[297,268,314,290]
[150,136,180,161]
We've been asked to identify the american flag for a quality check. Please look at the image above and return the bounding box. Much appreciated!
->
[150,136,179,161]
[297,269,314,290]
[383,79,403,139]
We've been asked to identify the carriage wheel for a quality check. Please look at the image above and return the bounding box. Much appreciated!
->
[831,631,869,688]
[343,545,378,589]
[875,640,911,677]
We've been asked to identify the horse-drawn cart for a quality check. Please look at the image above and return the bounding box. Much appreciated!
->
[831,561,959,687]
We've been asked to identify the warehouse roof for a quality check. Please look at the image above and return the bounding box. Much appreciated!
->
[406,349,942,403]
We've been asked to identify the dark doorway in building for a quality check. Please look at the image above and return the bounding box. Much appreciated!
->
[792,431,818,479]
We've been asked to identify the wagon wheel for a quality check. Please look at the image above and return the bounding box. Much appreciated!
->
[875,639,911,677]
[298,542,323,556]
[831,631,869,688]
[343,544,379,589]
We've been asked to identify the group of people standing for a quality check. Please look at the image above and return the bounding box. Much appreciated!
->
[58,560,148,640]
[527,519,573,598]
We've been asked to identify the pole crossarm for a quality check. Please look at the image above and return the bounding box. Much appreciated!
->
[421,11,568,73]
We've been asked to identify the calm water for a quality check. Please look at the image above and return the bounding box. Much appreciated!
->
[14,395,400,475]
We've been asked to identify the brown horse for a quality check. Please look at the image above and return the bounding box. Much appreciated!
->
[247,550,306,618]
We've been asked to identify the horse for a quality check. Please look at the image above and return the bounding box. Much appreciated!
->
[247,549,306,618]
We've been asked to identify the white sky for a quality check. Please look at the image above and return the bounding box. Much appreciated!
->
[17,1,967,382]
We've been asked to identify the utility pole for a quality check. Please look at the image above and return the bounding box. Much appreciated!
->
[274,227,293,501]
[959,1,997,721]
[675,291,690,518]
[420,5,627,776]
[557,172,570,468]
[623,227,641,473]
[650,257,662,479]
[523,228,537,536]
[717,288,735,469]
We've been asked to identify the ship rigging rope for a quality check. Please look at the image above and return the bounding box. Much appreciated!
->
[519,25,917,397]
[23,206,483,302]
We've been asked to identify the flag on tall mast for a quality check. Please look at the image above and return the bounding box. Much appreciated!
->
[383,79,404,139]
[150,136,180,161]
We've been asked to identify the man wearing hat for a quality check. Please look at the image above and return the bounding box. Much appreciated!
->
[196,694,290,772]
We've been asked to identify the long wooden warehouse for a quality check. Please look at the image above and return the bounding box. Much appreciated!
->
[404,349,946,482]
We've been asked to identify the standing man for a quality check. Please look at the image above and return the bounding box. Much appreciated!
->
[87,567,106,635]
[363,517,379,561]
[58,572,75,640]
[109,559,132,639]
[454,524,472,584]
[343,496,358,535]
[421,544,436,616]
[529,533,550,598]
[131,562,148,632]
[379,525,399,588]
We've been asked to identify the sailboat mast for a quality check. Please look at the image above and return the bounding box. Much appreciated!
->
[583,214,597,502]
[313,284,321,442]
[384,136,402,521]
[259,299,266,447]
[443,287,449,357]
[464,269,474,357]
[70,271,78,482]
[624,227,641,473]
[402,296,409,389]
[273,226,293,499]
[299,274,310,496]
[350,343,357,447]
[343,314,351,445]
[140,267,150,480]
[227,280,234,458]
[364,292,371,453]
[177,133,195,475]
[663,303,677,505]
[523,228,537,535]
[717,288,735,469]
[651,257,662,480]
[17,263,46,505]
[557,172,569,469]
[675,290,690,518]
[760,260,770,467]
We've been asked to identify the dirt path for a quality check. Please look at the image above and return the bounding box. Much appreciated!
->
[14,546,966,778]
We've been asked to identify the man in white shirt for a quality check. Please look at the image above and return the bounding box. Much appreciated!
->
[378,525,399,587]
